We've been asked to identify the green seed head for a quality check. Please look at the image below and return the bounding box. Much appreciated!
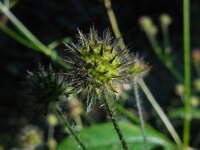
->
[64,28,130,111]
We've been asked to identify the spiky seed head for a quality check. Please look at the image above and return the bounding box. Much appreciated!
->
[64,28,130,111]
[26,65,68,112]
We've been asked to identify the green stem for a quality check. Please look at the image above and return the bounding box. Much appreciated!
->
[103,1,182,148]
[133,78,148,150]
[161,24,171,55]
[56,106,87,150]
[104,0,125,50]
[0,24,40,51]
[183,0,191,148]
[0,2,70,69]
[103,90,128,150]
[146,32,183,83]
[139,79,182,150]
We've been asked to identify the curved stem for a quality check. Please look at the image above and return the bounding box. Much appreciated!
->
[134,78,148,150]
[56,106,87,150]
[103,90,128,150]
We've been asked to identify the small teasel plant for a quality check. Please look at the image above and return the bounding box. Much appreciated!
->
[26,64,68,112]
[64,27,134,150]
[26,65,87,150]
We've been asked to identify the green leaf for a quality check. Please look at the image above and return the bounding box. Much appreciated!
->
[169,107,200,120]
[57,121,176,150]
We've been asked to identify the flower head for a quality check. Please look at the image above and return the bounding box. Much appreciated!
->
[139,16,158,36]
[64,28,131,111]
[26,65,68,112]
[160,14,172,27]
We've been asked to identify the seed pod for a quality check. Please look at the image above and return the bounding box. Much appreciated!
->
[26,65,68,112]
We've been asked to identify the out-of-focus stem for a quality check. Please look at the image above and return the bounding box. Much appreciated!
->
[133,79,148,150]
[104,0,125,50]
[139,79,182,150]
[183,0,191,148]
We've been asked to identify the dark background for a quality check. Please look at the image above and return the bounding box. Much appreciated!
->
[0,0,200,148]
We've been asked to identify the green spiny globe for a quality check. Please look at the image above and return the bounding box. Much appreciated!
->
[64,28,131,111]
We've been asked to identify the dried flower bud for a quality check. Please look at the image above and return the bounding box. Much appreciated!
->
[26,65,68,112]
[139,16,158,36]
[47,114,58,127]
[192,49,200,64]
[175,84,184,96]
[160,14,172,26]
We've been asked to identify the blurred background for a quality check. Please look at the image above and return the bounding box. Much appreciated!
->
[0,0,200,149]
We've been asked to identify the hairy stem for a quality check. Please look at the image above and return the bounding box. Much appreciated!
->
[183,0,191,148]
[134,78,148,150]
[103,90,128,150]
[56,106,87,150]
[103,0,182,148]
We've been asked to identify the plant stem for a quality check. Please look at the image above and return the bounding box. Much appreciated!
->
[56,106,87,150]
[134,78,148,150]
[116,103,177,149]
[103,90,128,150]
[0,24,40,51]
[103,1,182,148]
[146,32,183,83]
[0,2,70,69]
[183,0,191,148]
[161,22,171,55]
[139,79,182,150]
[104,0,125,50]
